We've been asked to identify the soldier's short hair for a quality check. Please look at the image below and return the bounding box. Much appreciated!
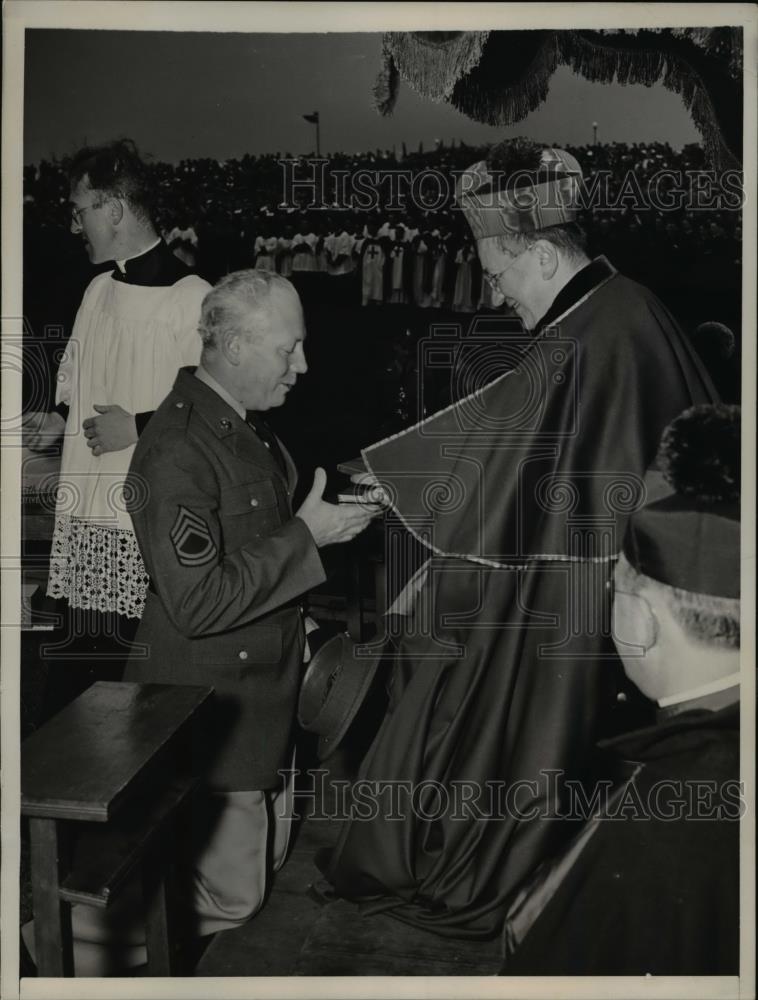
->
[615,552,740,649]
[67,139,154,222]
[198,269,297,350]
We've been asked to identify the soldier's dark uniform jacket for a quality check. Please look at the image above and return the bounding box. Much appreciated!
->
[124,366,325,791]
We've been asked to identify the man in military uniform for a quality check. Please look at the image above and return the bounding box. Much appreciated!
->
[127,268,376,933]
[51,269,375,971]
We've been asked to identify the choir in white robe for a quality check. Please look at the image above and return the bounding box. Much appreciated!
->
[48,256,209,619]
[254,235,278,271]
[430,243,448,308]
[412,239,432,309]
[361,240,385,306]
[291,232,318,272]
[277,237,293,277]
[389,245,408,304]
[453,247,476,313]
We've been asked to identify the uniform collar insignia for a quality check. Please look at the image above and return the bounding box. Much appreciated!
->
[172,367,288,483]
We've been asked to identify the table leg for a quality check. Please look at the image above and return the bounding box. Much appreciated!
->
[142,845,179,975]
[28,817,73,976]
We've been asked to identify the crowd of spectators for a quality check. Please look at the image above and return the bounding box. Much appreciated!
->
[24,140,742,307]
[22,139,742,439]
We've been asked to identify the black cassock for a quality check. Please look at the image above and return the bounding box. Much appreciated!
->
[501,701,739,974]
[326,258,719,937]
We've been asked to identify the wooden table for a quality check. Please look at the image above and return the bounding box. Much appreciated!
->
[21,681,213,976]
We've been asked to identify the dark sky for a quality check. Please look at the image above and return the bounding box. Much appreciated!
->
[24,30,700,164]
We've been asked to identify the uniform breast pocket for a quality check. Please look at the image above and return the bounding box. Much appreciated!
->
[193,624,283,670]
[221,480,283,536]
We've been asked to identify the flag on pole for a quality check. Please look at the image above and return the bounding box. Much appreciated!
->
[303,112,319,124]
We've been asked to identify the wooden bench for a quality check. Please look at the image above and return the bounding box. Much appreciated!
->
[21,681,213,977]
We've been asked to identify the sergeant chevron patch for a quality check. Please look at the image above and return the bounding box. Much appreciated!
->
[170,505,217,567]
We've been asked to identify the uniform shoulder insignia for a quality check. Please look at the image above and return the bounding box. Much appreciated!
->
[170,505,217,567]
[162,397,192,429]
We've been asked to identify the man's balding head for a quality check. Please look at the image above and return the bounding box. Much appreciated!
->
[199,270,306,412]
[199,270,300,349]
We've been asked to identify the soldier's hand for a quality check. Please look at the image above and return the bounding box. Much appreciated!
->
[22,410,65,451]
[296,467,378,547]
[82,404,138,457]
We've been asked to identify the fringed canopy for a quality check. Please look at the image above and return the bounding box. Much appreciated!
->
[375,29,743,169]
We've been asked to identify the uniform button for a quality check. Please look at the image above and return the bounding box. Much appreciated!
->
[249,498,259,508]
[175,402,185,409]
[220,418,232,430]
[238,650,248,661]
[263,441,271,449]
[616,691,627,703]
